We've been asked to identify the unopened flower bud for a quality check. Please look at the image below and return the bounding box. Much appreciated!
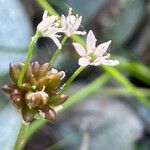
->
[9,64,21,83]
[11,89,23,109]
[49,94,68,106]
[42,107,56,122]
[46,72,65,92]
[25,64,33,82]
[22,105,36,123]
[36,75,51,89]
[2,85,14,94]
[37,62,51,79]
[25,91,49,107]
[32,61,40,78]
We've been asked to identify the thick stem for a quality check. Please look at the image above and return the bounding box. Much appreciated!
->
[18,31,40,87]
[50,36,68,66]
[14,122,29,150]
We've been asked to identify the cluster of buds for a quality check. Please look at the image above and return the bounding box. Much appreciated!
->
[2,62,68,123]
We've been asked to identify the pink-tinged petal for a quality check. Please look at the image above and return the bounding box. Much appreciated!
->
[101,59,119,66]
[50,36,62,49]
[78,57,90,66]
[90,57,102,66]
[72,42,87,57]
[73,16,82,31]
[86,30,97,54]
[95,40,111,56]
[61,15,66,28]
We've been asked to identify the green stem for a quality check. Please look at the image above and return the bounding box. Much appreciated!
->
[18,31,40,87]
[50,36,68,66]
[14,122,29,150]
[49,66,85,103]
[36,0,58,16]
[60,66,85,95]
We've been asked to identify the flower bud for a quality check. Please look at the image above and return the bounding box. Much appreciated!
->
[49,94,68,106]
[9,64,21,83]
[42,107,56,122]
[22,105,36,123]
[32,61,40,79]
[25,64,33,82]
[11,89,23,109]
[2,85,15,94]
[46,72,65,92]
[36,75,51,89]
[25,91,49,107]
[37,62,51,79]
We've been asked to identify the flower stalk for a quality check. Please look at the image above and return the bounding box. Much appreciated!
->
[14,122,29,150]
[49,66,85,103]
[50,35,68,66]
[18,31,41,87]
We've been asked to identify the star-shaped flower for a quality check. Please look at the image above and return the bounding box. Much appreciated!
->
[37,10,62,49]
[60,8,86,37]
[73,30,119,66]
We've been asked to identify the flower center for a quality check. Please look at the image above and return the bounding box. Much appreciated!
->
[89,53,97,61]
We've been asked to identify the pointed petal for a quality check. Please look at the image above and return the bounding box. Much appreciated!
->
[86,30,97,54]
[78,57,90,66]
[73,16,82,31]
[50,36,62,49]
[61,14,67,28]
[101,59,119,66]
[95,40,111,56]
[43,10,48,20]
[72,42,87,57]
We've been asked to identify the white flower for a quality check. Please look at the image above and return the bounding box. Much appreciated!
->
[73,30,119,66]
[37,10,62,49]
[60,8,86,37]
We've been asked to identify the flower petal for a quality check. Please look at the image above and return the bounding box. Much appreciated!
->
[78,57,90,66]
[90,57,101,66]
[101,59,119,66]
[73,16,82,31]
[50,36,62,49]
[86,30,97,54]
[72,42,87,57]
[43,10,48,20]
[95,40,111,56]
[61,14,66,28]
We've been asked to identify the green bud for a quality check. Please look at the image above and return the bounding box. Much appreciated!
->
[9,64,21,83]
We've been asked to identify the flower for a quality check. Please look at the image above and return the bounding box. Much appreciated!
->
[72,30,119,66]
[2,62,68,123]
[37,10,62,49]
[60,8,86,37]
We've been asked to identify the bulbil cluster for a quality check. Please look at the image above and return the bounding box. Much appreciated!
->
[2,62,68,123]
